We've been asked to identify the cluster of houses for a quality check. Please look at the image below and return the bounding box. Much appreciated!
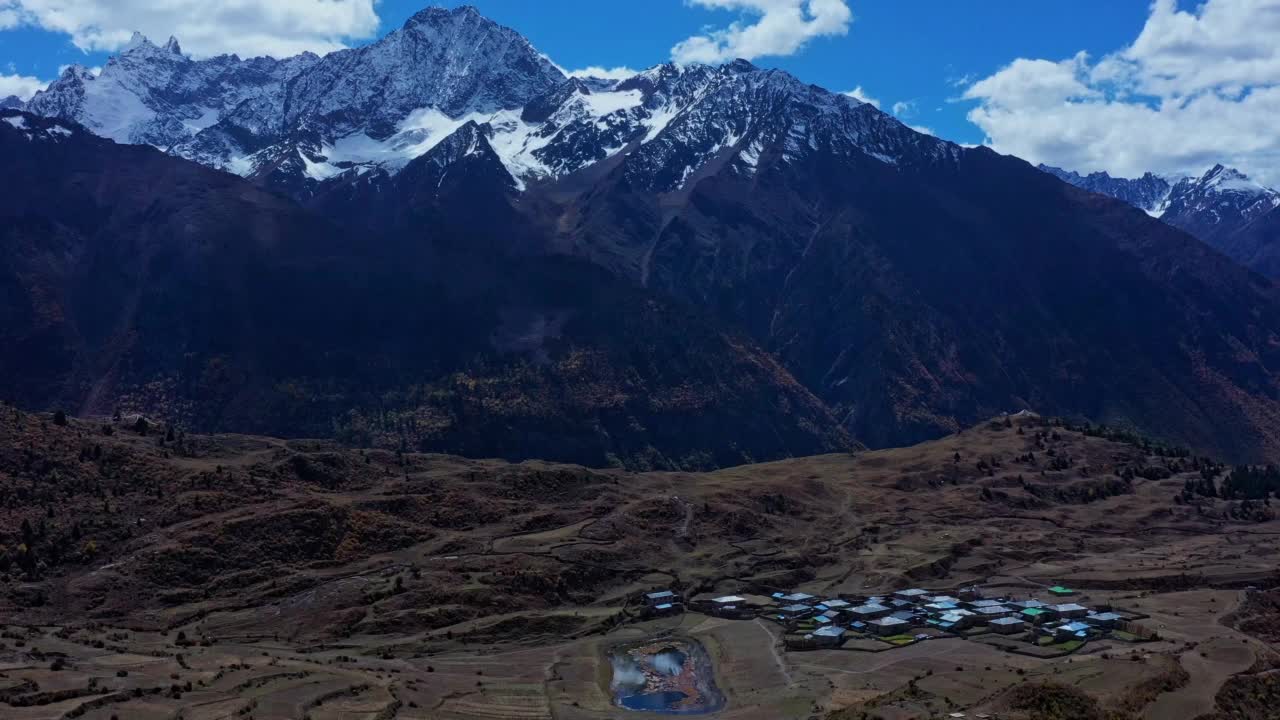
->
[642,584,1131,651]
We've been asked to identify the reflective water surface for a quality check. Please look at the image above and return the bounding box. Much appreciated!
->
[608,638,725,714]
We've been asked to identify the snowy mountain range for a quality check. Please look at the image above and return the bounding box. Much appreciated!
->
[1038,165,1180,217]
[18,2,1276,277]
[21,6,947,200]
[1041,163,1280,278]
[10,5,1280,464]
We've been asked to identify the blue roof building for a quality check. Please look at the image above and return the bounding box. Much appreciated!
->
[811,625,847,646]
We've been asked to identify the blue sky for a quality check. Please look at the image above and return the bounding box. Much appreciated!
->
[0,0,1149,145]
[418,0,1154,145]
[1,1,1277,183]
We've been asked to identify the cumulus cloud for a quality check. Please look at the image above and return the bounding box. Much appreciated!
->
[0,0,380,58]
[843,85,879,108]
[963,0,1280,186]
[891,100,921,117]
[671,0,852,64]
[567,66,640,81]
[0,71,47,99]
[1127,0,1280,97]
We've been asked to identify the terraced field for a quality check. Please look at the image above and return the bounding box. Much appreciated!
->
[1,409,1278,718]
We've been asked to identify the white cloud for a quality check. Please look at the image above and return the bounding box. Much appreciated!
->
[964,0,1280,186]
[671,0,852,64]
[842,86,878,108]
[0,71,47,99]
[909,124,935,136]
[965,53,1099,109]
[891,100,917,117]
[567,66,640,81]
[1126,0,1280,97]
[0,6,18,30]
[2,0,381,58]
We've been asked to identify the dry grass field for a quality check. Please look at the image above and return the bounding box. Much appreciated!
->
[1,406,1277,718]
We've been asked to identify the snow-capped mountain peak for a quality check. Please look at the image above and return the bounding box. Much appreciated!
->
[1039,164,1176,216]
[1199,164,1271,197]
[1,111,78,143]
[120,31,184,57]
[1165,165,1279,230]
[1041,161,1280,276]
[123,31,149,52]
[22,5,953,198]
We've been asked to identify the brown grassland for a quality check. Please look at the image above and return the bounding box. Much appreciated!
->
[0,405,1278,719]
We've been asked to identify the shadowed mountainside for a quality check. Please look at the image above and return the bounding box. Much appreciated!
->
[0,111,852,470]
[547,128,1280,462]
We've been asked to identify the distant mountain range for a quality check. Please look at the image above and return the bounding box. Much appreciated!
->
[7,5,1280,465]
[1041,163,1280,278]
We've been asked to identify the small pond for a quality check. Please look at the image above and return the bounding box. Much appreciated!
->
[608,637,725,714]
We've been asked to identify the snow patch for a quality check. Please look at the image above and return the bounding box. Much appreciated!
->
[225,153,256,176]
[396,107,475,157]
[182,107,221,134]
[81,75,156,142]
[581,89,642,117]
[298,149,342,181]
[3,116,27,130]
[642,105,681,144]
[1211,175,1266,195]
[739,139,763,169]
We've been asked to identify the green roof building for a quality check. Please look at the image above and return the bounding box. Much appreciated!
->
[1020,607,1048,623]
[1048,586,1075,596]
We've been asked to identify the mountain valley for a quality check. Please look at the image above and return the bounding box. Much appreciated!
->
[6,6,1280,465]
[4,3,1280,720]
[1,407,1278,718]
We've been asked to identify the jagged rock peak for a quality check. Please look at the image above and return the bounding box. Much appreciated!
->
[407,4,484,23]
[122,31,186,58]
[1197,164,1270,195]
[124,31,150,51]
[57,64,95,81]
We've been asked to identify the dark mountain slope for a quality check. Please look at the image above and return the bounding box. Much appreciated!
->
[10,4,1280,465]
[548,115,1280,462]
[0,111,852,469]
[1222,209,1280,280]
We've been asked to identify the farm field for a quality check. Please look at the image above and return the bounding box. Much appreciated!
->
[1,408,1278,718]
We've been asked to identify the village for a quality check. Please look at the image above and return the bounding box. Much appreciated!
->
[638,583,1154,656]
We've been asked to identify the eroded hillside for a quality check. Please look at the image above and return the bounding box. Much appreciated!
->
[1,407,1278,718]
